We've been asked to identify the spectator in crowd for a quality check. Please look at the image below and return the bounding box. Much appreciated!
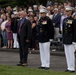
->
[54,0,58,5]
[64,2,68,7]
[11,11,19,49]
[0,15,3,47]
[17,11,32,66]
[67,1,72,6]
[74,6,76,12]
[33,5,38,12]
[54,3,58,8]
[47,11,53,19]
[0,9,6,18]
[6,6,13,16]
[73,6,76,14]
[46,6,53,19]
[60,10,67,32]
[28,8,33,16]
[34,16,39,50]
[52,8,61,41]
[13,7,17,12]
[6,12,10,19]
[33,5,39,16]
[5,16,13,48]
[46,0,52,6]
[60,7,65,15]
[34,16,38,23]
[0,15,3,25]
[29,15,37,50]
[19,7,23,12]
[1,15,8,48]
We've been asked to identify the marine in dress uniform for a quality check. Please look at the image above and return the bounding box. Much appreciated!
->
[37,9,54,69]
[63,6,75,72]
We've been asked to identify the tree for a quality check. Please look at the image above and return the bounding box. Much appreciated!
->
[0,0,16,7]
[0,0,75,7]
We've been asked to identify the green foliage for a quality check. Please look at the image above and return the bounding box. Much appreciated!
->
[57,0,64,3]
[0,0,28,7]
[0,0,16,7]
[0,0,74,7]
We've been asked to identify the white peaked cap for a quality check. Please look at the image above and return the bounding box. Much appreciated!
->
[13,7,17,11]
[65,6,73,11]
[40,5,46,9]
[40,9,47,13]
[13,11,18,14]
[28,9,33,12]
[72,12,76,16]
[33,5,38,8]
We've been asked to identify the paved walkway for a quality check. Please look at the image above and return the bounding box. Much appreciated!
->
[0,51,76,72]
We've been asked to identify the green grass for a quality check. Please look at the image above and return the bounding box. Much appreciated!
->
[0,65,75,75]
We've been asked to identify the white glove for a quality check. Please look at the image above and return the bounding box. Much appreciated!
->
[72,42,76,45]
[50,39,53,42]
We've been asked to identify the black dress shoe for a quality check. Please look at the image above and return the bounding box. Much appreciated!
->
[69,70,75,73]
[65,70,75,73]
[45,67,49,70]
[21,63,28,66]
[38,67,45,69]
[17,63,23,66]
[65,69,69,72]
[17,63,28,66]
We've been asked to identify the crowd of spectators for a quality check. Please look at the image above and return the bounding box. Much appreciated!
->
[0,1,76,51]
